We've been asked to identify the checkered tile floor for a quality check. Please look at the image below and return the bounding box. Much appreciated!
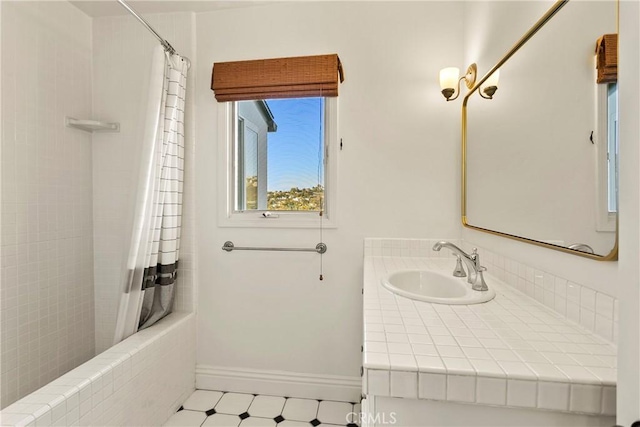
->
[164,390,361,427]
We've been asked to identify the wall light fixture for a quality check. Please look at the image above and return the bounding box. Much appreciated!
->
[439,63,477,101]
[439,63,500,101]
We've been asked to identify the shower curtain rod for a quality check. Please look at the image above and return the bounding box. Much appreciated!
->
[117,0,191,67]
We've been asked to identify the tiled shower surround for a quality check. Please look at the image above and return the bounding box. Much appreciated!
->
[92,11,197,354]
[0,1,95,407]
[1,3,198,408]
[364,239,617,344]
[0,313,195,427]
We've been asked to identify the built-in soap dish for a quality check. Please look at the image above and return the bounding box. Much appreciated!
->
[65,117,120,133]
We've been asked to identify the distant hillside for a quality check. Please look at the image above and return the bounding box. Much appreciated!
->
[268,185,324,211]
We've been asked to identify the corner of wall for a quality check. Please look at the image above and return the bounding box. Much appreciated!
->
[615,0,640,422]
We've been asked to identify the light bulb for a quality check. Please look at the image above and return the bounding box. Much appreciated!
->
[439,67,460,91]
[483,69,500,89]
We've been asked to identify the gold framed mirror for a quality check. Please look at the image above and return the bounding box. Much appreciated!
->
[462,0,618,261]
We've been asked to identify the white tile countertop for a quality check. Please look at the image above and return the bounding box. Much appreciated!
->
[362,255,617,416]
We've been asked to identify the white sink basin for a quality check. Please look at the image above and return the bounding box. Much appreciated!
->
[381,270,495,305]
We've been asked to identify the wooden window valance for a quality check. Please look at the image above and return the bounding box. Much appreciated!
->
[595,34,617,84]
[211,54,344,102]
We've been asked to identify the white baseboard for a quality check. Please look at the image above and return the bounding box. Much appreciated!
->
[196,365,362,402]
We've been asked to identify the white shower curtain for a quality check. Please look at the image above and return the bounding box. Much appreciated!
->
[113,46,188,344]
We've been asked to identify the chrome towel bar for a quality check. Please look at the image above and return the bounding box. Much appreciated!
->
[222,241,327,254]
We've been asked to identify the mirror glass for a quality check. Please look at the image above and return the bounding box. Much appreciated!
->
[464,0,618,258]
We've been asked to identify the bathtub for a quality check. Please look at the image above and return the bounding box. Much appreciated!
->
[0,312,195,426]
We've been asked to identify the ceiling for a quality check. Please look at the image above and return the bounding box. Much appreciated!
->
[70,1,272,17]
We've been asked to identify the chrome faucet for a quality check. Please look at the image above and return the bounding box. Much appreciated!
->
[432,241,489,291]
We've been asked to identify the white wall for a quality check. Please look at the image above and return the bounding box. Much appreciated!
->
[0,1,95,408]
[92,11,198,353]
[195,1,464,384]
[464,1,554,70]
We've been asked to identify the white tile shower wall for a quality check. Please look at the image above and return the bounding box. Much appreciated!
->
[91,12,197,353]
[0,313,196,427]
[0,1,95,408]
[460,240,618,343]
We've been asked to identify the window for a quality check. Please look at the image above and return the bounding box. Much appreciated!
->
[606,82,618,213]
[217,96,338,228]
[235,97,325,213]
[595,81,618,232]
[211,54,343,227]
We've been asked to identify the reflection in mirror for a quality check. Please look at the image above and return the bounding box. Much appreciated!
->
[464,0,617,258]
[596,80,618,233]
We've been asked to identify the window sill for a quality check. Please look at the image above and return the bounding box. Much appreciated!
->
[218,213,337,229]
[595,213,616,233]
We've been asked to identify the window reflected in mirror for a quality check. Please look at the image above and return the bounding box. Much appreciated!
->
[606,82,618,214]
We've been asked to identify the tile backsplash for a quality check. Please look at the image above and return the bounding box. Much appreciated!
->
[461,241,617,344]
[364,238,617,344]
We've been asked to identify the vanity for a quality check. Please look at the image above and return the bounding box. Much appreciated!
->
[359,1,620,424]
[361,239,616,427]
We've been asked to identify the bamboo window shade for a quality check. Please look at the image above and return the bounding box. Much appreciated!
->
[595,34,617,84]
[211,54,344,102]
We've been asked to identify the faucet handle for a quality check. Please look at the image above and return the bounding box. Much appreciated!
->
[452,255,467,278]
[472,267,489,292]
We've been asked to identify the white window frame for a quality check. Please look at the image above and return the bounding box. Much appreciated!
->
[594,81,617,233]
[217,97,338,228]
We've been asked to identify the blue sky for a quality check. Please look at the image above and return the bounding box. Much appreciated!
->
[265,98,324,191]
